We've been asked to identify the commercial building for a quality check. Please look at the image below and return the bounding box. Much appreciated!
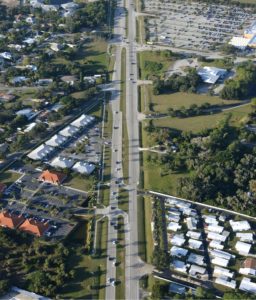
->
[51,156,75,169]
[72,161,95,175]
[45,134,67,147]
[197,66,227,84]
[0,211,25,229]
[27,144,54,160]
[39,169,66,185]
[19,218,50,237]
[229,36,252,50]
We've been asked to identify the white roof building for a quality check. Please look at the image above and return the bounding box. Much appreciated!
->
[212,257,229,267]
[61,2,79,10]
[236,233,254,243]
[72,161,95,175]
[11,76,28,84]
[207,231,227,242]
[210,249,233,261]
[186,217,198,230]
[209,240,224,250]
[187,253,205,266]
[167,222,181,232]
[170,234,186,247]
[239,277,256,294]
[27,144,54,160]
[171,259,187,273]
[59,125,79,137]
[235,241,251,256]
[189,265,206,276]
[207,224,224,234]
[213,266,234,278]
[215,277,236,289]
[239,258,256,276]
[229,36,251,49]
[197,66,227,84]
[167,213,180,223]
[0,52,12,60]
[50,156,74,169]
[230,220,251,232]
[167,207,181,216]
[24,122,37,133]
[170,246,188,257]
[186,231,202,240]
[188,239,203,250]
[71,114,94,128]
[203,215,218,225]
[45,134,67,147]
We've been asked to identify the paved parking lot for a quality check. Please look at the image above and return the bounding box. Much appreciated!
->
[143,0,256,50]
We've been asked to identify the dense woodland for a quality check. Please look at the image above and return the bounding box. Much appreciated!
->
[0,227,73,297]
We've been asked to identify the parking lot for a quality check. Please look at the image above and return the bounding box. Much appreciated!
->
[143,0,256,50]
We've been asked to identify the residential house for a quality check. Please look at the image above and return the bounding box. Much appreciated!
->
[215,277,236,289]
[239,258,256,276]
[235,241,252,256]
[27,144,54,160]
[230,220,251,232]
[50,156,74,169]
[239,277,256,294]
[72,161,95,175]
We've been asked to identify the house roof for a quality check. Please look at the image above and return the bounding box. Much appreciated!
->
[244,258,256,270]
[18,218,50,237]
[45,134,67,147]
[0,183,7,193]
[0,211,25,229]
[230,220,251,232]
[235,241,251,255]
[27,144,54,160]
[71,114,94,128]
[50,156,74,169]
[59,125,79,137]
[39,169,66,184]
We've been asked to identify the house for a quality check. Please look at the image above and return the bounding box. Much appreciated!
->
[169,283,186,295]
[11,76,28,84]
[236,232,254,243]
[203,214,218,225]
[0,93,15,102]
[239,277,256,294]
[1,286,51,300]
[39,169,66,185]
[186,217,198,230]
[0,52,12,60]
[213,266,234,278]
[50,42,63,52]
[170,233,186,246]
[24,122,37,133]
[215,277,236,289]
[50,156,74,169]
[207,224,224,234]
[197,66,227,84]
[186,231,202,240]
[209,240,224,250]
[235,241,251,256]
[71,114,94,128]
[0,183,7,194]
[189,265,207,277]
[212,257,229,267]
[230,220,251,232]
[59,125,79,137]
[170,246,188,257]
[207,231,228,242]
[239,258,256,276]
[16,108,37,120]
[61,75,77,85]
[188,239,203,250]
[0,211,25,229]
[210,249,233,261]
[166,212,180,223]
[25,16,35,24]
[45,134,67,147]
[23,37,36,45]
[171,259,187,273]
[72,161,95,175]
[37,79,53,86]
[27,144,54,160]
[18,218,50,237]
[167,222,182,232]
[187,253,205,266]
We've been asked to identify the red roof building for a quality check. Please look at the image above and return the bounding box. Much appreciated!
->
[38,169,66,185]
[0,211,25,229]
[18,219,50,237]
[0,183,7,194]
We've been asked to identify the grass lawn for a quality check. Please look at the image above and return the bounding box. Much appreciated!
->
[59,218,108,299]
[64,175,95,192]
[143,86,242,114]
[0,171,22,187]
[138,51,175,80]
[116,216,125,300]
[118,188,129,213]
[150,103,252,133]
[137,196,154,263]
[120,48,129,184]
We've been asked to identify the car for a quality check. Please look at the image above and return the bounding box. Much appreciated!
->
[108,256,115,261]
[110,206,116,210]
[114,126,119,129]
[115,111,118,114]
[112,240,118,245]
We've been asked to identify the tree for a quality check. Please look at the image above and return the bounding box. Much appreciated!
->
[151,282,166,300]
[0,279,10,296]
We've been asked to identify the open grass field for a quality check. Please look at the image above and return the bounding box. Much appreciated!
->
[150,103,252,133]
[64,175,95,192]
[143,86,242,114]
[138,51,175,80]
[0,171,21,187]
